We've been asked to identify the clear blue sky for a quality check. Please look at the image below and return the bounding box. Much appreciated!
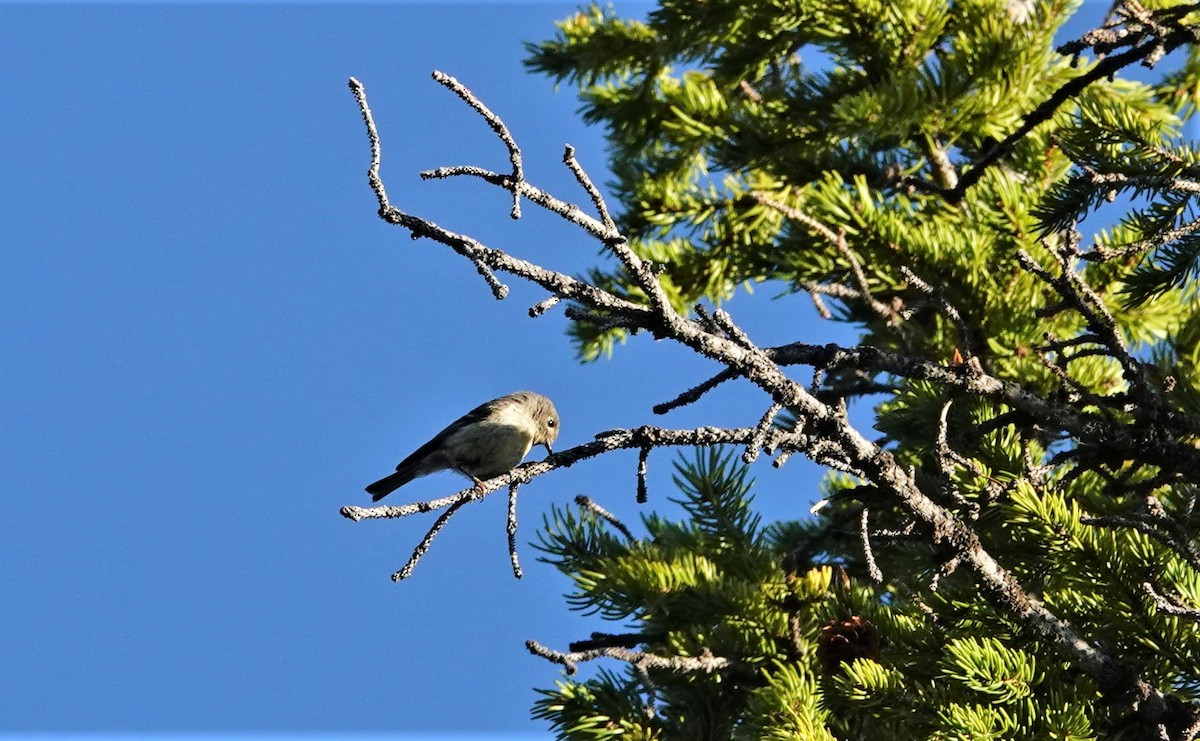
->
[0,2,851,736]
[0,1,1131,738]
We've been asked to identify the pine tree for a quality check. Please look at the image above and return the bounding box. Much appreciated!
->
[512,1,1200,738]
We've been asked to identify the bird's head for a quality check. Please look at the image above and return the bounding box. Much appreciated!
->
[525,392,560,455]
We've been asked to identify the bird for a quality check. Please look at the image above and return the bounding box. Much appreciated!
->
[365,391,560,502]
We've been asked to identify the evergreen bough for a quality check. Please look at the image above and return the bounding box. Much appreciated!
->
[520,1,1200,738]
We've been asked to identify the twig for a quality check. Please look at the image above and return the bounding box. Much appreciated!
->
[860,507,884,583]
[900,265,976,358]
[525,639,730,676]
[563,144,616,233]
[569,632,655,652]
[712,308,754,348]
[743,403,783,463]
[637,445,650,504]
[347,77,392,212]
[349,79,645,315]
[653,367,740,414]
[392,497,469,582]
[431,71,524,218]
[1019,238,1157,414]
[755,193,897,322]
[1142,581,1200,620]
[507,482,522,579]
[342,425,785,522]
[1083,514,1200,572]
[529,295,561,317]
[808,288,832,319]
[471,257,509,300]
[575,495,635,542]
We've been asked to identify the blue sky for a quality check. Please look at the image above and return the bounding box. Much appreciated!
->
[0,2,856,736]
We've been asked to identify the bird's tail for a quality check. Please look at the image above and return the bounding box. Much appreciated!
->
[365,469,416,501]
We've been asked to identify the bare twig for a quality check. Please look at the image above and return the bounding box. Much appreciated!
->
[900,265,976,358]
[563,144,616,232]
[755,193,898,322]
[392,497,469,582]
[575,494,635,542]
[637,445,650,504]
[529,295,561,317]
[860,507,884,583]
[430,71,524,218]
[712,307,755,348]
[654,368,740,414]
[744,403,783,463]
[507,482,522,579]
[1142,581,1200,620]
[808,286,833,319]
[525,639,731,676]
[1046,235,1151,402]
[342,425,803,523]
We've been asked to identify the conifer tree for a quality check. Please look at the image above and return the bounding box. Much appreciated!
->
[519,1,1200,737]
[344,0,1200,737]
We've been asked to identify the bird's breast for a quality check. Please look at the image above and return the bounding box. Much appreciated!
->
[444,408,537,479]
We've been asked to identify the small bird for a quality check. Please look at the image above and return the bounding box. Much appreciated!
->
[365,391,560,502]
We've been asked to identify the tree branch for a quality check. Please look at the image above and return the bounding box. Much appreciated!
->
[526,639,731,676]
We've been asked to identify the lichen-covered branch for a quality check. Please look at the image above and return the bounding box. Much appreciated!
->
[525,639,731,676]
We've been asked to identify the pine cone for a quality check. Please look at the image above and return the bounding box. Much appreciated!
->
[816,616,881,673]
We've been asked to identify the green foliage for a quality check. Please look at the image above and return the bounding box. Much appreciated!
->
[525,0,1200,737]
[534,450,1112,738]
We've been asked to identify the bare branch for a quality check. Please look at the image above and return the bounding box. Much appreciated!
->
[525,639,731,676]
[653,367,740,414]
[712,307,755,348]
[392,497,469,582]
[529,295,561,317]
[341,425,789,523]
[755,193,898,324]
[808,287,833,319]
[636,445,650,504]
[900,265,976,358]
[1047,236,1151,401]
[347,78,389,209]
[743,403,782,463]
[507,482,522,579]
[431,70,524,218]
[575,494,635,542]
[348,80,645,313]
[1142,581,1200,620]
[860,507,884,583]
[563,144,616,232]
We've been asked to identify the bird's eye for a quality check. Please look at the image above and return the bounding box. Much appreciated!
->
[547,418,557,427]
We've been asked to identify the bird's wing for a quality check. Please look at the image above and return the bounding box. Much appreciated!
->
[390,396,501,473]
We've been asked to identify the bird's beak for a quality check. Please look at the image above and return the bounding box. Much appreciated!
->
[542,443,554,456]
